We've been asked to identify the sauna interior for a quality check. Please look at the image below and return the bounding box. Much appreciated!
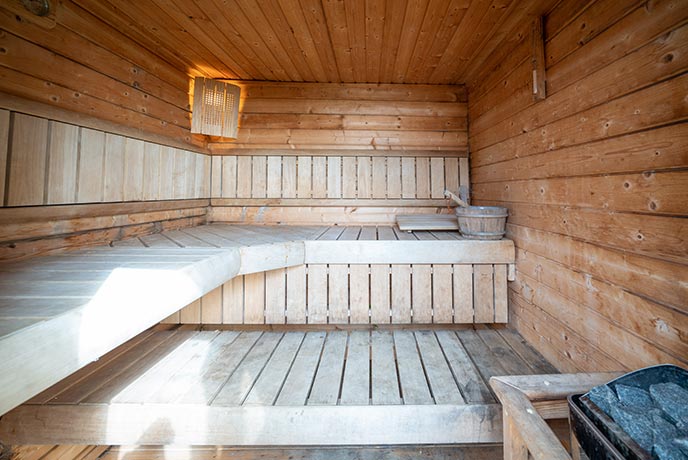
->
[0,0,685,458]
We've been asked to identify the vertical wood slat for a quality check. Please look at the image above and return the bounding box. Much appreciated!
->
[494,264,508,323]
[387,156,401,198]
[172,148,186,200]
[104,134,125,202]
[297,156,312,198]
[201,286,223,324]
[211,155,223,198]
[312,157,327,198]
[474,264,495,323]
[432,265,453,323]
[412,265,432,323]
[286,265,307,323]
[370,264,390,323]
[357,156,372,199]
[47,122,79,204]
[0,110,9,205]
[391,264,412,323]
[123,138,144,202]
[430,157,445,199]
[222,276,244,324]
[282,156,297,198]
[415,157,430,199]
[221,156,237,198]
[244,272,265,324]
[327,156,342,198]
[158,146,175,199]
[307,265,328,323]
[251,155,267,198]
[202,155,212,198]
[349,264,370,323]
[180,299,201,324]
[143,143,161,201]
[265,268,286,324]
[459,157,470,189]
[7,113,48,206]
[444,157,459,194]
[371,157,386,198]
[185,152,196,199]
[77,127,105,203]
[237,156,252,198]
[401,157,415,199]
[454,264,474,323]
[328,264,349,324]
[342,156,357,198]
[266,156,282,198]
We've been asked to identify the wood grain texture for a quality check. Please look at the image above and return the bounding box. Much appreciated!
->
[469,0,688,371]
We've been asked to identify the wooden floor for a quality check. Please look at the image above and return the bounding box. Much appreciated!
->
[0,325,556,446]
[31,326,554,407]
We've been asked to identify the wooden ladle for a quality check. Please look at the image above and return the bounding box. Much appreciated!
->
[444,186,470,208]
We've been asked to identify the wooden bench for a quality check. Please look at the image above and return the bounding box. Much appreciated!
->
[490,372,624,459]
[0,224,516,429]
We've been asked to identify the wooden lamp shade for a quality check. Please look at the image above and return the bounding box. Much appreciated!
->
[191,77,241,139]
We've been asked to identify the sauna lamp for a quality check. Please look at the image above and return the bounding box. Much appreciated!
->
[191,77,241,139]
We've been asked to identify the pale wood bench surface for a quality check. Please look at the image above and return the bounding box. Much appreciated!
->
[0,224,514,416]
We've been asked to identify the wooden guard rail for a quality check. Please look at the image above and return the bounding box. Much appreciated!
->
[489,372,624,460]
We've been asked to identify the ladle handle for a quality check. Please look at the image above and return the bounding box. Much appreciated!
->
[444,189,469,207]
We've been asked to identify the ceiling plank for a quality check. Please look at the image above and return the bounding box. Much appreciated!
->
[392,0,430,82]
[321,0,355,82]
[277,0,330,82]
[256,0,318,81]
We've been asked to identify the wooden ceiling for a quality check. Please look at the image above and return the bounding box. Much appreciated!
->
[73,0,548,85]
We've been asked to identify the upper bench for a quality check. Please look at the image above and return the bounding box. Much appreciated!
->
[0,224,514,415]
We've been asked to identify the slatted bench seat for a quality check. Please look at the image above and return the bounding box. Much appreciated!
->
[0,224,515,420]
[0,325,556,445]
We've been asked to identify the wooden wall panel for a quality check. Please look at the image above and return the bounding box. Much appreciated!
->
[468,0,688,372]
[0,110,211,260]
[174,263,510,325]
[0,1,201,149]
[1,112,210,207]
[209,150,468,224]
[209,82,466,153]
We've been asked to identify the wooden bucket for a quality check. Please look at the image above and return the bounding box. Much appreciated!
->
[455,206,508,240]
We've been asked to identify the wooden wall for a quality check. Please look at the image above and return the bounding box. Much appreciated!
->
[164,263,509,326]
[0,0,201,149]
[0,105,211,260]
[468,0,688,372]
[210,82,468,224]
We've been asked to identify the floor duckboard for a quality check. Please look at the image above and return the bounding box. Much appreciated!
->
[0,326,556,446]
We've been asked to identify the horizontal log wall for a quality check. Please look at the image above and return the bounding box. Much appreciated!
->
[209,82,468,224]
[211,82,467,152]
[166,263,509,325]
[0,0,202,149]
[0,106,211,260]
[468,0,688,372]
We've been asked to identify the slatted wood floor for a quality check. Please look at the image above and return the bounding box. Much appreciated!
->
[31,325,555,408]
[1,324,556,445]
